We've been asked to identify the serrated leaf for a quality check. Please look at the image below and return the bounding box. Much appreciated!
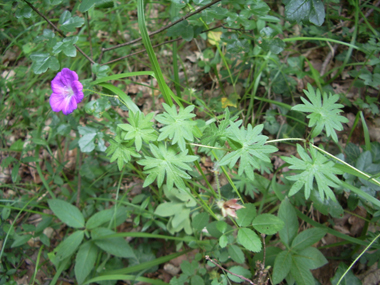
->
[290,254,315,285]
[295,247,328,270]
[137,143,198,190]
[228,245,245,264]
[118,111,158,151]
[236,203,256,227]
[252,213,284,235]
[237,228,262,252]
[155,103,196,151]
[272,250,292,284]
[75,241,98,284]
[192,212,209,231]
[219,123,278,181]
[292,83,348,141]
[285,0,325,26]
[227,266,252,283]
[106,136,141,170]
[283,144,342,201]
[48,199,85,228]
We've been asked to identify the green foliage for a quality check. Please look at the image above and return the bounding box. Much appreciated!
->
[283,144,342,201]
[284,0,326,26]
[292,84,349,142]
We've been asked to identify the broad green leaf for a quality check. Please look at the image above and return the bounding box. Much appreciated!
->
[252,213,284,235]
[272,250,292,284]
[278,198,298,246]
[154,202,184,217]
[92,228,135,258]
[52,36,78,57]
[236,203,256,227]
[330,262,361,285]
[227,266,252,283]
[86,208,114,230]
[237,228,262,252]
[75,241,98,284]
[282,144,342,201]
[291,228,327,251]
[295,247,327,270]
[192,212,209,231]
[55,231,84,262]
[155,103,197,151]
[79,133,96,153]
[79,0,103,12]
[85,97,111,118]
[48,199,85,228]
[285,0,325,26]
[227,245,245,264]
[219,123,277,181]
[30,53,59,74]
[219,235,228,248]
[292,83,348,142]
[11,234,32,248]
[137,143,198,190]
[290,255,315,285]
[15,6,32,18]
[252,246,282,268]
[59,10,84,32]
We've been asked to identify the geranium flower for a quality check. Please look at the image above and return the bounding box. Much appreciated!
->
[217,199,244,218]
[50,68,83,115]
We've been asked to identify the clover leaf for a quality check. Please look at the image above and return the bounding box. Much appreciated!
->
[292,83,348,142]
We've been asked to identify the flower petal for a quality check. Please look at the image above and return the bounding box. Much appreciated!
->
[71,80,84,103]
[50,92,65,112]
[51,71,66,95]
[61,97,78,115]
[60,68,79,87]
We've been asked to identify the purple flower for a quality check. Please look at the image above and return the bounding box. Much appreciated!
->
[50,68,83,115]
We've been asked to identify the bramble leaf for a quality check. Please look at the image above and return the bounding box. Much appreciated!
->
[218,123,278,181]
[155,103,197,151]
[282,144,341,201]
[137,143,198,190]
[118,111,158,151]
[285,0,325,26]
[292,83,348,142]
[105,135,141,170]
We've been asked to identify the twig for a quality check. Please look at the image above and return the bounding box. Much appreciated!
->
[205,255,256,285]
[23,0,95,65]
[97,0,222,62]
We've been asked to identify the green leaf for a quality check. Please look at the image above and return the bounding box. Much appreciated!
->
[86,208,114,230]
[92,228,135,258]
[252,213,284,235]
[155,103,197,151]
[219,123,277,181]
[295,247,327,270]
[226,266,252,283]
[285,0,325,26]
[291,228,327,251]
[237,228,262,252]
[118,111,158,151]
[192,212,209,231]
[106,135,141,170]
[30,52,59,74]
[283,144,342,201]
[272,250,292,284]
[227,245,245,264]
[292,83,348,142]
[59,10,84,32]
[48,199,85,228]
[11,234,32,248]
[219,235,228,248]
[167,20,194,41]
[79,0,104,12]
[15,5,32,18]
[55,231,84,262]
[137,143,198,190]
[331,262,361,285]
[75,241,98,284]
[85,97,111,118]
[236,203,256,227]
[191,275,204,285]
[278,198,298,246]
[290,255,315,285]
[79,133,97,153]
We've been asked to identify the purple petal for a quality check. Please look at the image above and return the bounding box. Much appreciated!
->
[50,92,65,112]
[61,97,77,115]
[51,71,66,95]
[60,68,79,87]
[71,80,84,103]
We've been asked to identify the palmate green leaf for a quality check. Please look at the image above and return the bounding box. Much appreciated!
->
[292,83,348,142]
[282,144,342,201]
[137,143,198,190]
[106,135,141,170]
[218,123,278,181]
[118,111,158,151]
[155,104,197,151]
